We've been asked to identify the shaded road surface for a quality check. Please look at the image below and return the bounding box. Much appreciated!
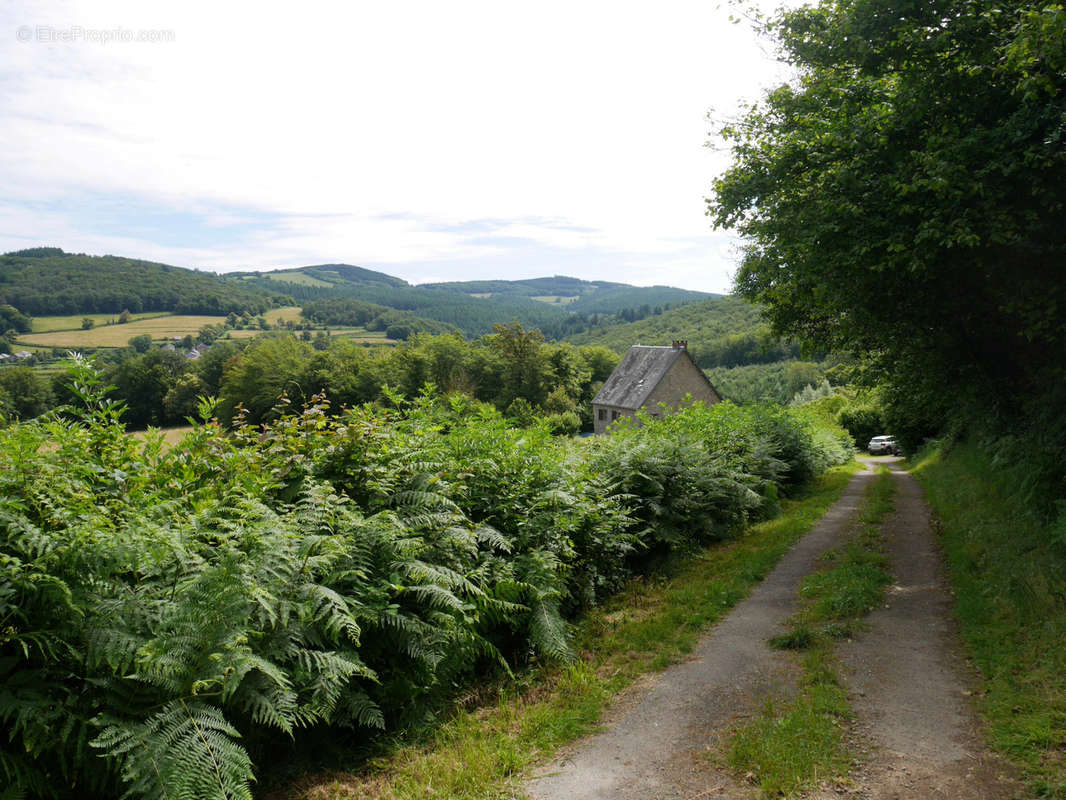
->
[526,461,1023,800]
[526,465,877,800]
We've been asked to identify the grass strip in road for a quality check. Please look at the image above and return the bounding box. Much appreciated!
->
[914,442,1066,799]
[278,461,863,800]
[727,467,895,798]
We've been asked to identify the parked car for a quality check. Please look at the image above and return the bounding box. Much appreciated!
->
[868,435,899,455]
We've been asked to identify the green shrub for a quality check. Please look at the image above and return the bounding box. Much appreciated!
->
[0,360,855,798]
[837,404,885,448]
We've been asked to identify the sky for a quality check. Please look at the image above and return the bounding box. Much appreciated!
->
[0,1,796,294]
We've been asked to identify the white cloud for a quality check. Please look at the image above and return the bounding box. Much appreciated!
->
[0,0,798,293]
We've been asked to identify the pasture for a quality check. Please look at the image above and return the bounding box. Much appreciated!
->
[30,312,169,333]
[263,306,304,325]
[18,315,229,348]
[261,271,333,288]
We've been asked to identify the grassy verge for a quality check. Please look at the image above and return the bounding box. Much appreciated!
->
[276,461,864,800]
[727,467,896,797]
[913,442,1066,798]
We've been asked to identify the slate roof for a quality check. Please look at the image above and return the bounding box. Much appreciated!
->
[592,345,686,409]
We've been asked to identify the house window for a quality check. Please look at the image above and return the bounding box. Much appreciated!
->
[611,411,620,421]
[598,408,606,421]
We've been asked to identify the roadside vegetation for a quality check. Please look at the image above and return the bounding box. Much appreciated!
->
[267,465,863,800]
[0,357,854,799]
[728,468,896,797]
[914,442,1066,798]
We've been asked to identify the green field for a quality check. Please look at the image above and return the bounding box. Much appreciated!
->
[231,327,393,342]
[18,315,229,348]
[227,329,267,339]
[531,295,579,305]
[31,312,169,333]
[330,328,396,343]
[263,306,304,325]
[262,271,334,288]
[17,308,395,349]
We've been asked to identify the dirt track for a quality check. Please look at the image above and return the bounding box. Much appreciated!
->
[525,460,1024,800]
[811,462,1021,799]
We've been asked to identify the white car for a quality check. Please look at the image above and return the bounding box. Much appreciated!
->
[868,435,899,455]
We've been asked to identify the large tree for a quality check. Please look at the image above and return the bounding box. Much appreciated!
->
[710,0,1066,445]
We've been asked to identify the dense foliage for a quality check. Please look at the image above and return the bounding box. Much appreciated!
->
[0,304,32,335]
[0,357,852,799]
[52,327,616,431]
[709,360,829,406]
[710,0,1066,480]
[0,250,286,316]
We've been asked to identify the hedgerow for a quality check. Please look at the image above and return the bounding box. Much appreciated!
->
[0,359,852,798]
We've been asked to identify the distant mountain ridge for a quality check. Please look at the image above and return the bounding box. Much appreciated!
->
[203,263,716,338]
[1,249,714,339]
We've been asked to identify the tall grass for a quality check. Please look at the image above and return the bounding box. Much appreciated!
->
[914,441,1066,798]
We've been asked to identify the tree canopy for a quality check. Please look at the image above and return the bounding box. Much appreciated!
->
[0,249,285,316]
[710,0,1066,449]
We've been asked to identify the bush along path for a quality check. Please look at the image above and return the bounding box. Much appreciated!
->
[525,462,880,800]
[0,358,855,799]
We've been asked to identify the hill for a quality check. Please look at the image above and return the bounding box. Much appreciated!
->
[229,265,576,337]
[421,275,713,316]
[0,251,722,341]
[230,266,712,338]
[563,295,837,404]
[564,295,802,368]
[229,263,409,294]
[0,248,286,316]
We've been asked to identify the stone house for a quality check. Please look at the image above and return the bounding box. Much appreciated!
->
[591,341,721,434]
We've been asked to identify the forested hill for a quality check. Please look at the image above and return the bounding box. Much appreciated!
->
[0,248,287,316]
[230,265,712,338]
[1,249,718,340]
[420,276,713,316]
[564,295,802,369]
[228,263,408,294]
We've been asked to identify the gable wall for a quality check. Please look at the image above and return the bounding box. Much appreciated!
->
[645,355,721,409]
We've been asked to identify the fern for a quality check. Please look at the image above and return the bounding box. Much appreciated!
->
[0,358,853,796]
[92,700,254,800]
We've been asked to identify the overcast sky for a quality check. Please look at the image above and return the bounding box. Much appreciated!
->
[0,1,796,293]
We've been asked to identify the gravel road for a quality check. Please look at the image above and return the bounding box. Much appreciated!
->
[810,463,1021,799]
[525,465,877,800]
[525,460,1024,800]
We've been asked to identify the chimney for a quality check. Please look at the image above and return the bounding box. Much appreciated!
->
[672,340,687,351]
